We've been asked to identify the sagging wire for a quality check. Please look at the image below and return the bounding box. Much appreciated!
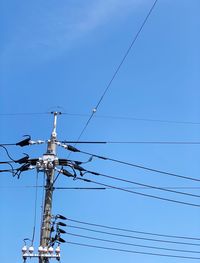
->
[0,162,16,177]
[0,143,34,178]
[53,156,93,184]
[0,162,35,179]
[53,166,64,185]
[0,144,15,161]
[14,163,35,179]
[0,154,30,165]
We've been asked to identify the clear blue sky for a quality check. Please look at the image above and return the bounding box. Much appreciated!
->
[0,0,200,262]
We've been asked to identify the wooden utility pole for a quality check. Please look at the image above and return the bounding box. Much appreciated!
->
[39,112,59,263]
[22,112,65,262]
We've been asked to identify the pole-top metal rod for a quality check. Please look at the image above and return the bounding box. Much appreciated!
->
[51,112,61,139]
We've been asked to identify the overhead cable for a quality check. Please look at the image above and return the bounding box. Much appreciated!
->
[0,112,49,116]
[67,224,200,247]
[61,140,200,145]
[76,176,200,208]
[66,232,200,254]
[73,0,158,143]
[58,112,200,125]
[0,145,15,161]
[66,217,200,241]
[86,171,200,198]
[59,158,200,197]
[2,111,200,126]
[68,146,200,182]
[67,241,200,260]
[1,185,200,191]
[91,114,200,125]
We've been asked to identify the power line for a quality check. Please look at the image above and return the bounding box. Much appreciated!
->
[0,143,16,146]
[66,241,200,260]
[74,148,200,182]
[73,0,158,143]
[0,169,14,173]
[76,177,200,208]
[0,145,15,161]
[2,111,200,126]
[61,140,200,145]
[66,218,200,241]
[67,225,200,247]
[91,114,200,126]
[62,112,200,125]
[66,232,200,254]
[2,110,200,130]
[56,186,200,190]
[1,185,200,191]
[0,112,49,116]
[10,139,200,148]
[55,187,105,190]
[106,141,200,145]
[86,171,200,198]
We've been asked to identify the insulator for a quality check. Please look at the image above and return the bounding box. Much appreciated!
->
[16,136,31,147]
[56,214,67,220]
[57,222,67,227]
[22,246,28,253]
[37,140,45,144]
[38,246,43,253]
[58,228,66,234]
[48,247,54,254]
[43,247,48,253]
[55,246,61,254]
[61,144,68,149]
[28,246,34,253]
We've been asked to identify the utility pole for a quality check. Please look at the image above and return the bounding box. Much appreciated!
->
[22,112,64,262]
[20,111,84,263]
[39,111,59,263]
[19,111,93,263]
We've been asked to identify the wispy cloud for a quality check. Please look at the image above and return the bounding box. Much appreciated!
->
[1,0,144,67]
[74,0,142,33]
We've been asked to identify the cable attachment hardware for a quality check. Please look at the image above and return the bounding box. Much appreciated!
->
[55,167,75,179]
[22,244,60,261]
[55,142,80,152]
[15,154,29,164]
[36,155,58,172]
[29,140,46,145]
[15,164,35,179]
[16,135,31,147]
[16,136,46,147]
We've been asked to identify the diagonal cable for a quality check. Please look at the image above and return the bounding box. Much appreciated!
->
[74,0,158,143]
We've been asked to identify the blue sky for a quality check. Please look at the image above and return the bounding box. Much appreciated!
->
[1,0,200,262]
